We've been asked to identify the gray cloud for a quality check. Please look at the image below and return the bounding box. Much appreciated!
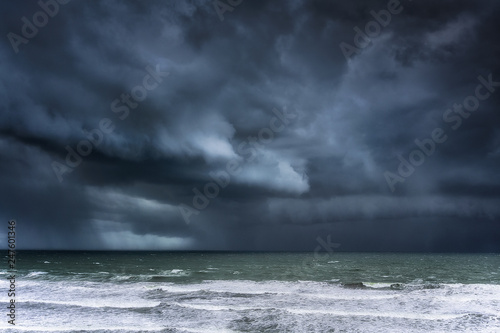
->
[0,0,499,251]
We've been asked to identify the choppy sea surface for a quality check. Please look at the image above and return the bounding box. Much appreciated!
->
[1,251,499,332]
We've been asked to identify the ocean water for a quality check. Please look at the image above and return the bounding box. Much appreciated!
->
[1,251,499,332]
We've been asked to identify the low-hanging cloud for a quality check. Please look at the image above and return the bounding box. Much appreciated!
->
[0,0,499,251]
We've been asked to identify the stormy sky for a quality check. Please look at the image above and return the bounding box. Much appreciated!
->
[1,0,499,251]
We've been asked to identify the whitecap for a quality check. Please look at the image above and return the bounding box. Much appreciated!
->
[285,308,465,320]
[21,298,160,309]
[25,271,48,278]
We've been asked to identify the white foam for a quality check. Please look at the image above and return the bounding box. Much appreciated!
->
[0,325,166,332]
[175,303,236,311]
[25,271,48,278]
[5,278,499,332]
[173,327,236,333]
[302,292,399,300]
[21,298,161,309]
[155,269,190,277]
[175,302,264,312]
[285,308,465,320]
[111,274,132,281]
[159,280,295,295]
[363,282,399,288]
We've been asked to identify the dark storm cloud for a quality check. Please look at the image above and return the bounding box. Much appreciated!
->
[0,0,499,251]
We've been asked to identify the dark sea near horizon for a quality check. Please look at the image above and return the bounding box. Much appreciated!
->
[1,251,499,332]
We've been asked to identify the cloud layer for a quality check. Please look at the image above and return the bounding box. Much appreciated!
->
[0,0,499,251]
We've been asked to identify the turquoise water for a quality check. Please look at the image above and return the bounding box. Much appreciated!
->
[11,251,500,284]
[1,252,499,332]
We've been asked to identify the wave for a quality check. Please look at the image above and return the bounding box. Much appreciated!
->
[340,282,406,290]
[20,298,161,309]
[0,325,168,332]
[24,271,48,278]
[152,269,190,278]
[171,328,236,333]
[0,279,498,333]
[173,302,485,322]
[106,269,192,283]
[285,308,467,320]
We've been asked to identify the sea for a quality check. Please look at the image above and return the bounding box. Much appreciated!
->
[0,251,499,332]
